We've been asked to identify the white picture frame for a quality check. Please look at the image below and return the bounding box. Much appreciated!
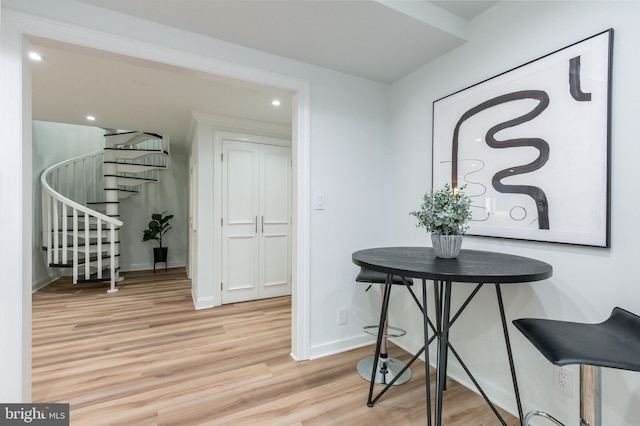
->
[432,29,613,247]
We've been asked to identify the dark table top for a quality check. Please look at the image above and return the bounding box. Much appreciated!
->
[352,247,552,284]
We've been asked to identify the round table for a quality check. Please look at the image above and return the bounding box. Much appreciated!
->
[352,247,553,426]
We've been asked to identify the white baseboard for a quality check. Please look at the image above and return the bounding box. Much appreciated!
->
[309,334,375,360]
[31,271,63,292]
[192,289,214,310]
[120,261,185,272]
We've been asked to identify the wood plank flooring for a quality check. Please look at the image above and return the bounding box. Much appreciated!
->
[32,268,518,425]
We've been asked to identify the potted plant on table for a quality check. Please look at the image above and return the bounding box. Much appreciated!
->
[410,183,472,258]
[142,211,173,271]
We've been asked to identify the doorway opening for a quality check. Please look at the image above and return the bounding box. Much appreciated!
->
[9,14,312,398]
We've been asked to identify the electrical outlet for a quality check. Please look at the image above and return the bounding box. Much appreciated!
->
[337,308,348,325]
[554,365,574,397]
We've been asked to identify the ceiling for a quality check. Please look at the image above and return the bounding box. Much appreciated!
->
[29,36,296,153]
[28,0,497,151]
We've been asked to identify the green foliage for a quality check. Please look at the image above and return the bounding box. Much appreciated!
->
[142,211,173,248]
[410,184,472,235]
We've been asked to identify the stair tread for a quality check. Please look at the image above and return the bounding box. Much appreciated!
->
[103,161,166,168]
[104,148,168,155]
[104,188,140,193]
[43,242,121,250]
[77,267,121,283]
[64,214,121,218]
[103,148,169,161]
[104,131,162,138]
[104,174,158,182]
[49,253,120,267]
[42,241,121,250]
[52,227,121,231]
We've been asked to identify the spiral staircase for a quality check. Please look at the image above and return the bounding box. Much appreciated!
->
[41,130,170,293]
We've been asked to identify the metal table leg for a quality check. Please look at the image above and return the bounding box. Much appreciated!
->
[367,275,394,407]
[495,284,524,425]
[434,281,452,426]
[422,279,432,426]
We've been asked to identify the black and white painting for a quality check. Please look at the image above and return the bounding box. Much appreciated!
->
[432,29,612,247]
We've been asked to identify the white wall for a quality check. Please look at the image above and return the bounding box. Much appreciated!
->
[388,2,640,424]
[306,77,394,356]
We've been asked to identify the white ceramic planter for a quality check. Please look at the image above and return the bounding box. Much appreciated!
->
[431,234,463,258]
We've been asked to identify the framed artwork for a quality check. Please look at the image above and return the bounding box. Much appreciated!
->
[432,29,613,247]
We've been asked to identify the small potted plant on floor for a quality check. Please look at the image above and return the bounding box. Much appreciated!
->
[410,183,472,258]
[142,211,173,271]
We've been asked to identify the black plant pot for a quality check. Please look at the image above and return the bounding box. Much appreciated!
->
[153,247,168,273]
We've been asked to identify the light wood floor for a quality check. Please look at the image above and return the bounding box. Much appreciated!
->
[32,268,518,425]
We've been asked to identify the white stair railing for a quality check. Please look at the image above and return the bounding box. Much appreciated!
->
[41,150,123,293]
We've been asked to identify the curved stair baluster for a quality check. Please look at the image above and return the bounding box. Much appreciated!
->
[42,150,123,293]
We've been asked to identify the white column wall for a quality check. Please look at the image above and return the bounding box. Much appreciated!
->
[189,122,216,309]
[306,79,393,357]
[0,9,31,402]
[388,2,640,425]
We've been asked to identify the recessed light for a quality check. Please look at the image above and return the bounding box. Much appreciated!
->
[271,99,281,107]
[29,52,42,61]
[86,115,96,121]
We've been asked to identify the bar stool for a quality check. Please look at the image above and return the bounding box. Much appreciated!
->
[513,307,640,425]
[356,267,412,386]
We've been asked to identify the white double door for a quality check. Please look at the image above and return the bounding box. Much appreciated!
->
[221,139,292,304]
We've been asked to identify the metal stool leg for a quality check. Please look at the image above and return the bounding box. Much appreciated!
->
[580,365,601,426]
[356,329,411,385]
[357,283,411,385]
[524,410,564,425]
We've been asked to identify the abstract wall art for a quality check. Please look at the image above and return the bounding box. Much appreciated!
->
[432,29,613,247]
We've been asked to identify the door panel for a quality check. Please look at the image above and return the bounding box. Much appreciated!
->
[226,147,257,223]
[221,139,291,304]
[225,235,258,300]
[260,145,291,299]
[262,149,289,223]
[262,233,289,292]
[221,141,259,304]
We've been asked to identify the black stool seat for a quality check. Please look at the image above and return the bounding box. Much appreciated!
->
[356,268,411,285]
[513,307,640,372]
